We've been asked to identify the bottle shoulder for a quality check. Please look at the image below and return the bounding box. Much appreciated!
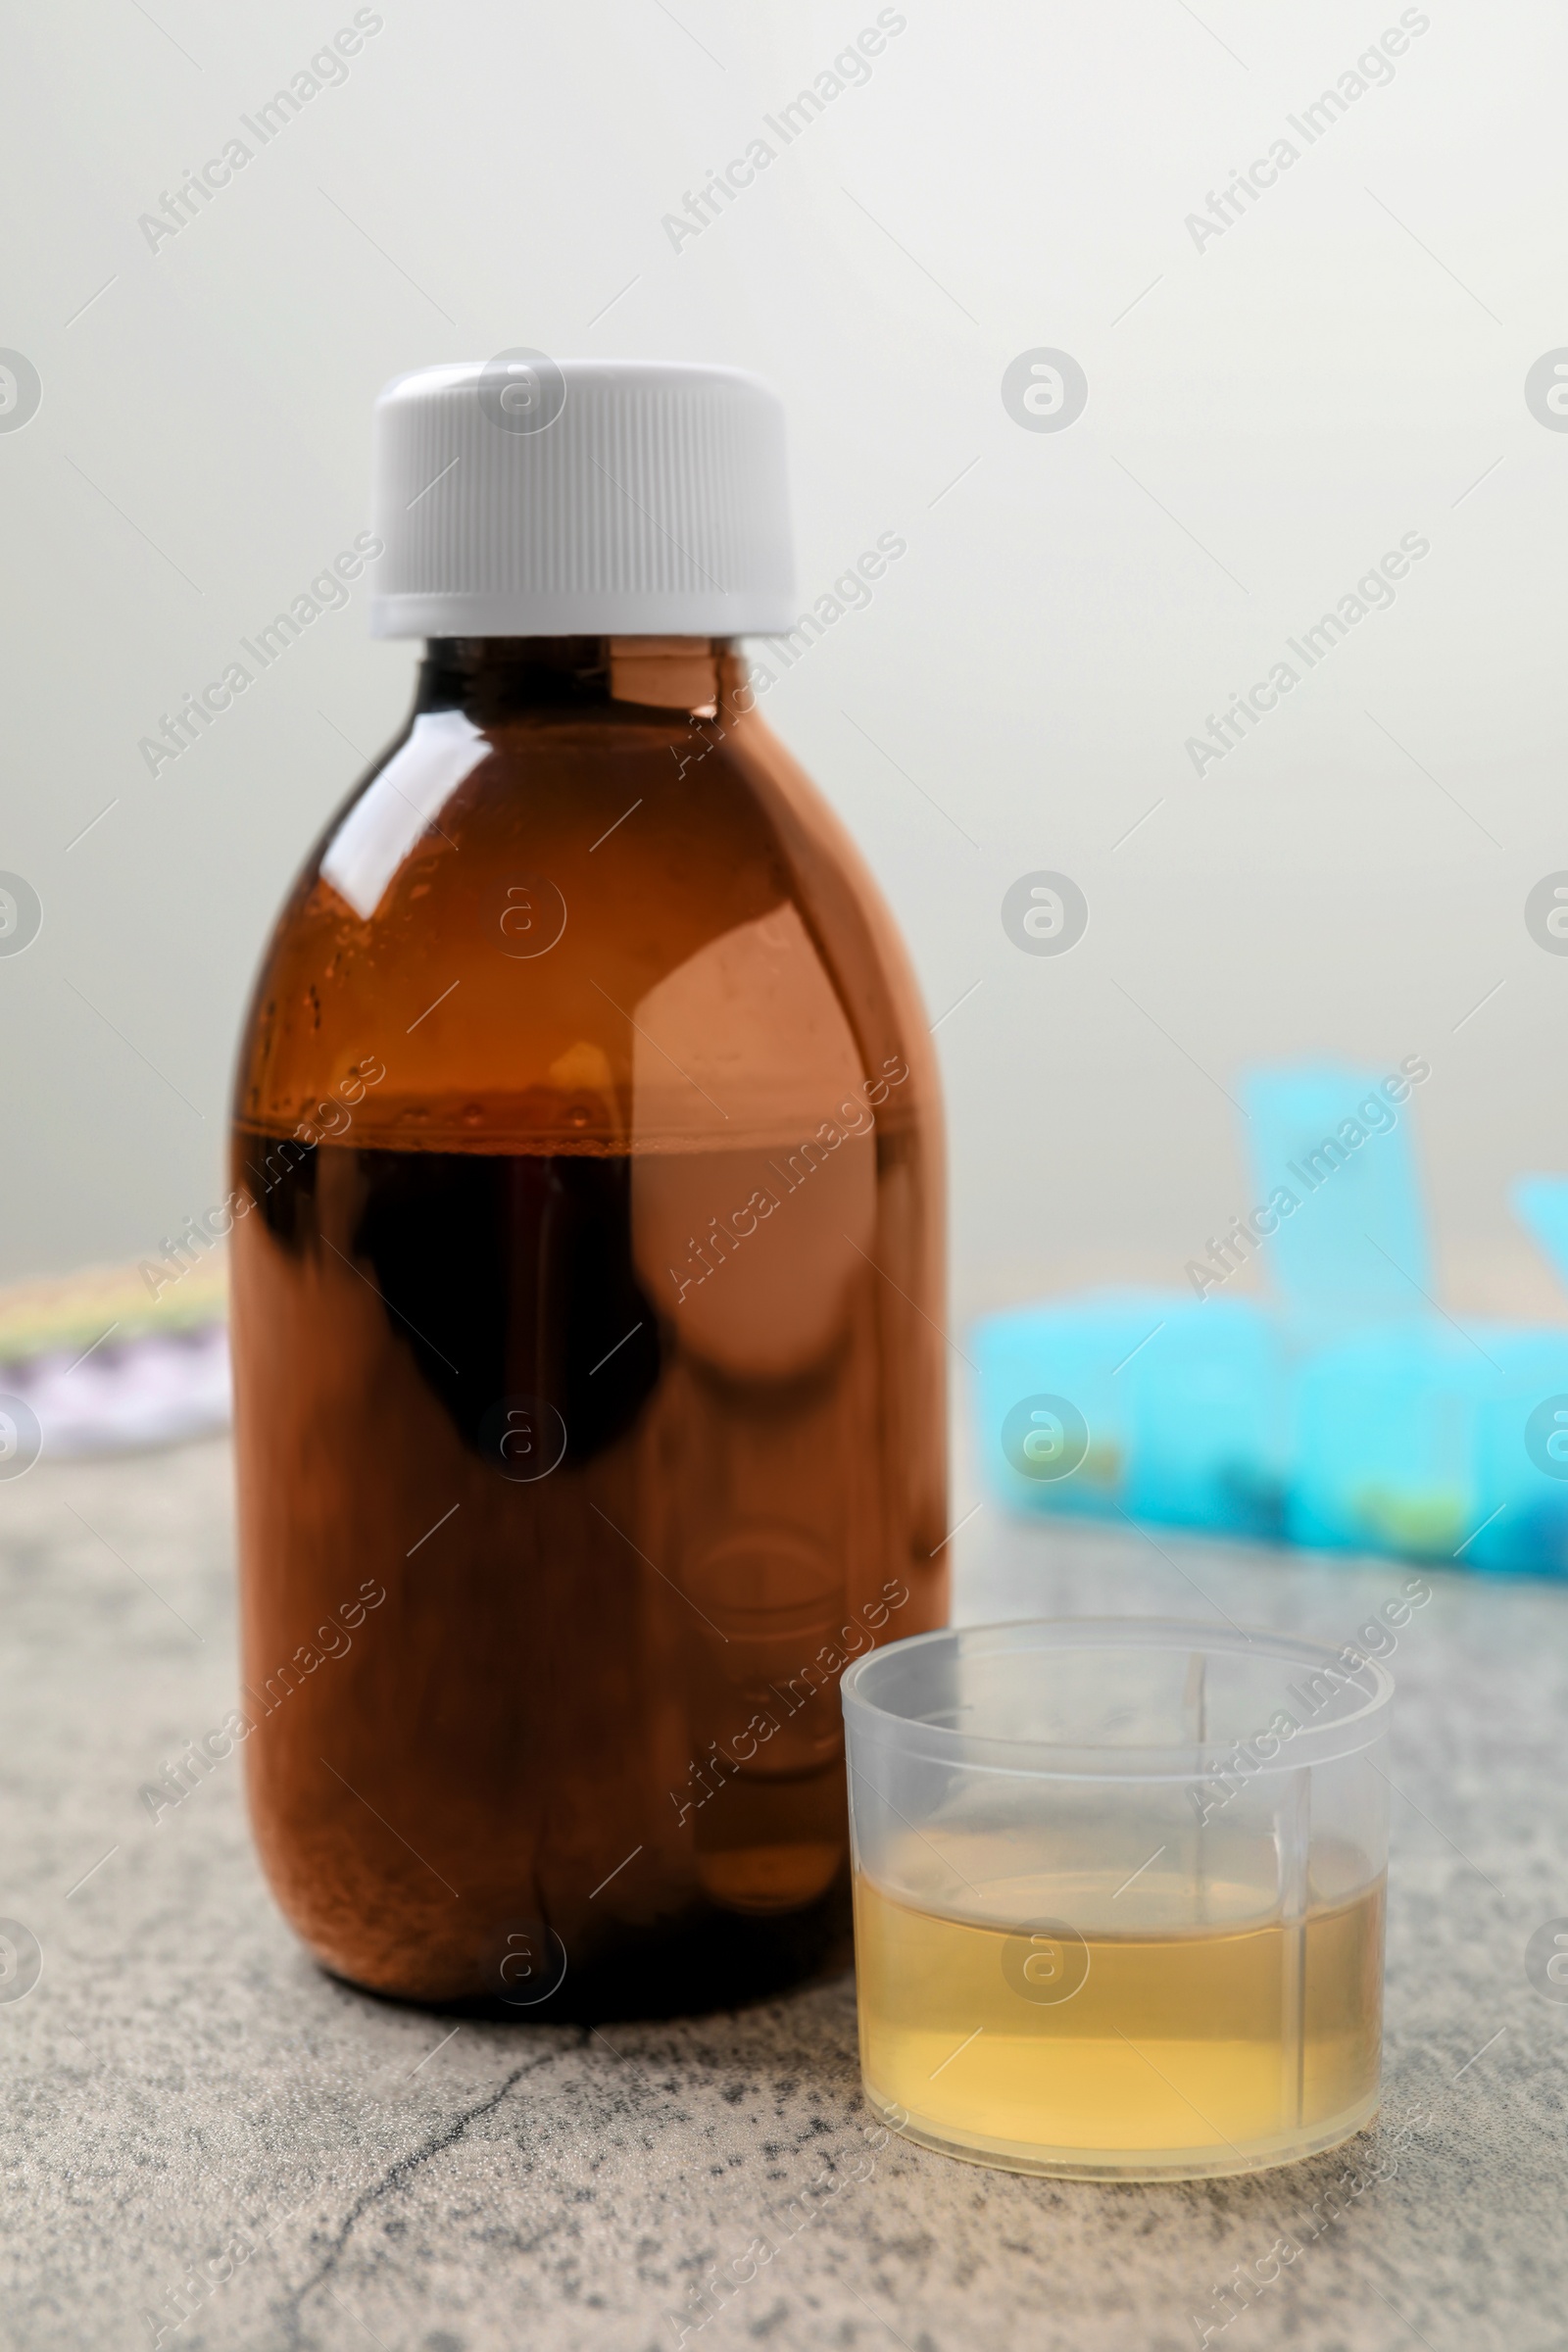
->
[233,695,941,1160]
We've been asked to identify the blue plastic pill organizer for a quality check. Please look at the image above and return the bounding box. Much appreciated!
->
[974,1061,1568,1574]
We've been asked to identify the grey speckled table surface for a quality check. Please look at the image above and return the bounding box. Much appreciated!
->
[2,1435,1565,2352]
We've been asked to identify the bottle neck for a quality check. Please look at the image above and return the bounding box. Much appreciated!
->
[416,636,732,720]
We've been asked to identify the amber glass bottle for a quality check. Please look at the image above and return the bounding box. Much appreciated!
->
[228,362,946,2015]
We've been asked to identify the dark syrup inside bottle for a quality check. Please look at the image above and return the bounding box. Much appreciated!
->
[229,639,946,2018]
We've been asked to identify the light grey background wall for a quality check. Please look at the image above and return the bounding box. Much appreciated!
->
[2,0,1565,1323]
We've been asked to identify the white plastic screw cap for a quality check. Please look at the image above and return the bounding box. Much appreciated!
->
[369,354,797,639]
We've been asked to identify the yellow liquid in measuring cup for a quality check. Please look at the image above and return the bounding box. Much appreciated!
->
[855,1870,1384,2178]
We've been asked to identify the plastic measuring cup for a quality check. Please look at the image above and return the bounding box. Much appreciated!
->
[842,1619,1393,2180]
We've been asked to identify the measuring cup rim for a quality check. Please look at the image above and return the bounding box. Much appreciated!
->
[840,1614,1395,1780]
